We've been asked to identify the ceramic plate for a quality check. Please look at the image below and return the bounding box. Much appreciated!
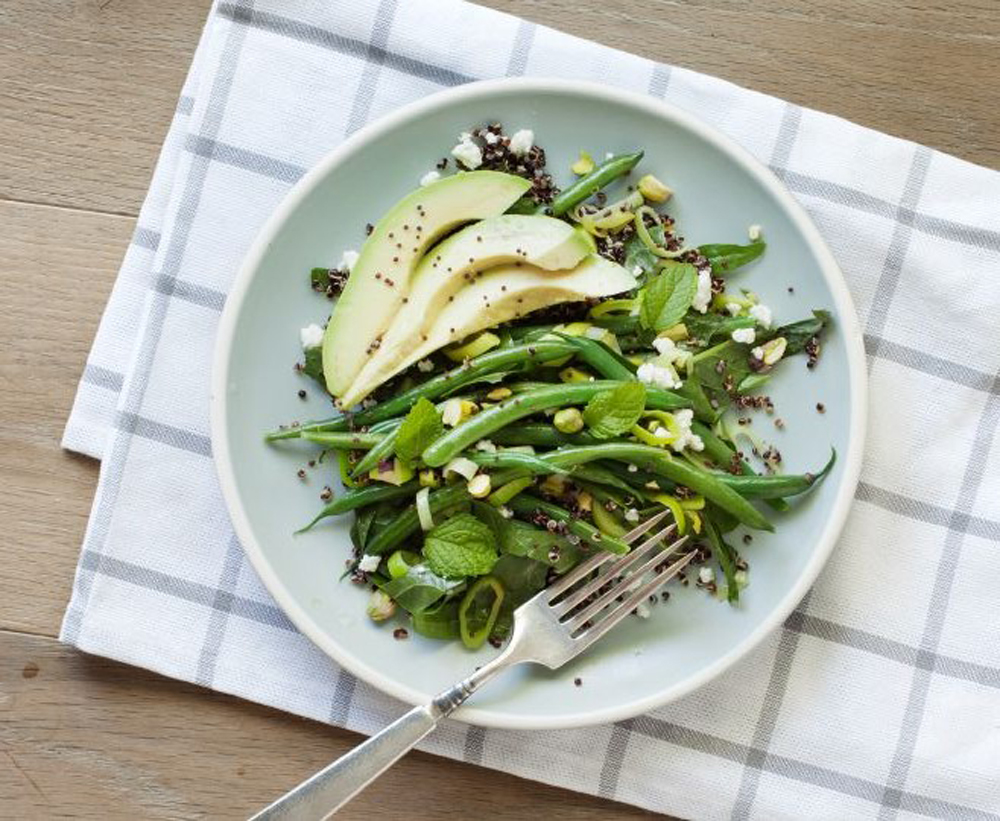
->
[211,78,867,730]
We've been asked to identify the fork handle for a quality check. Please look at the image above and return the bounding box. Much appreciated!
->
[249,660,511,820]
[249,703,440,819]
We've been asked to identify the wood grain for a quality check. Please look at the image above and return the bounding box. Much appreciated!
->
[1,0,998,817]
[0,201,131,637]
[0,632,655,820]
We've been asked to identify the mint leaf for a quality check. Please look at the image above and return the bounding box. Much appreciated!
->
[424,512,498,579]
[471,502,581,572]
[394,397,443,464]
[377,565,465,613]
[639,263,698,331]
[582,381,647,439]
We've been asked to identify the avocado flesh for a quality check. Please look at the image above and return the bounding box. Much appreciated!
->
[322,171,531,397]
[340,255,637,405]
[342,215,591,404]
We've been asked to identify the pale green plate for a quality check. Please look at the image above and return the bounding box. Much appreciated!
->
[211,78,867,730]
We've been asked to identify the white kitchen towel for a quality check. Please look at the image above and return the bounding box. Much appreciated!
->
[61,1,1000,819]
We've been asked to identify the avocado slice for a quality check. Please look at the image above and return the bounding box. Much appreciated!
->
[322,171,531,398]
[341,255,638,405]
[344,215,591,401]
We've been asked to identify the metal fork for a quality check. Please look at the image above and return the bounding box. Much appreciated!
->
[251,510,692,819]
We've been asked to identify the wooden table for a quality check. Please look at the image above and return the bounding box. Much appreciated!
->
[2,1,997,817]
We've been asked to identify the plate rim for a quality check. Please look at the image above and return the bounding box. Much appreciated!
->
[211,76,868,730]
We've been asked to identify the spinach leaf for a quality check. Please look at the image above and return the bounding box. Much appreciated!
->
[377,564,465,614]
[393,397,443,464]
[692,341,753,411]
[582,381,647,439]
[472,503,581,572]
[764,309,832,354]
[423,512,498,579]
[488,554,550,640]
[350,506,377,553]
[639,263,698,331]
[411,600,461,639]
[302,345,324,384]
[624,221,667,283]
[698,239,765,274]
[683,312,755,345]
[704,515,740,604]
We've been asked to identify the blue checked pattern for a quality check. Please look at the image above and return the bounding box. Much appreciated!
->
[62,1,1000,818]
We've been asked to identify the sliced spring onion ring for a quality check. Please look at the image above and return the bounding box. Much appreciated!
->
[634,206,688,259]
[572,190,645,235]
[589,299,638,319]
[443,456,479,481]
[416,487,435,531]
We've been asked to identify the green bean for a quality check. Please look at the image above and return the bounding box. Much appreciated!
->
[691,421,789,512]
[296,481,419,532]
[265,341,576,440]
[468,451,567,476]
[568,464,639,494]
[589,314,640,335]
[715,450,836,499]
[507,494,629,554]
[545,151,644,217]
[365,484,471,555]
[553,333,635,380]
[352,424,402,477]
[522,443,773,531]
[422,382,689,467]
[491,425,597,448]
[300,431,384,450]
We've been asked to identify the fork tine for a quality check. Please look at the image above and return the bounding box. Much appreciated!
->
[564,535,688,629]
[620,508,673,545]
[551,524,676,614]
[545,510,676,603]
[543,550,615,601]
[572,550,697,652]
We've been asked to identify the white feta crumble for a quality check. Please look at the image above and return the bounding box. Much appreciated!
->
[483,131,499,145]
[668,408,704,454]
[725,302,743,316]
[731,327,756,345]
[691,269,713,313]
[654,426,671,440]
[751,345,764,361]
[451,134,483,169]
[748,223,762,242]
[474,439,497,453]
[635,602,652,619]
[624,508,640,523]
[300,323,324,350]
[627,463,639,473]
[339,249,359,272]
[748,303,773,328]
[652,336,677,356]
[498,505,514,519]
[637,361,681,390]
[416,358,435,372]
[508,128,534,156]
[632,264,644,277]
[698,566,716,585]
[604,151,615,160]
[419,170,441,187]
[358,554,381,573]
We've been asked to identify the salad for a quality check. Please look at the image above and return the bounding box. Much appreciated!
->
[268,124,833,651]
